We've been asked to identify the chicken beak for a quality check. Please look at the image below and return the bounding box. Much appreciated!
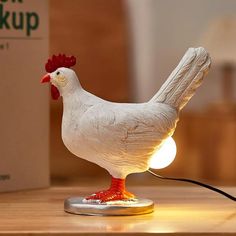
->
[41,74,51,83]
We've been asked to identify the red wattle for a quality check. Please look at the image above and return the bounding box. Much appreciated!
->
[51,84,60,100]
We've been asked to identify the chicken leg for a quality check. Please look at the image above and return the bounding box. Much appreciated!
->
[85,177,135,203]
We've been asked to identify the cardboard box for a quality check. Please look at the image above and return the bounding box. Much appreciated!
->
[0,0,49,192]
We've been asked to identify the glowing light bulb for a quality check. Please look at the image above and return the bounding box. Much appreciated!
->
[149,137,177,169]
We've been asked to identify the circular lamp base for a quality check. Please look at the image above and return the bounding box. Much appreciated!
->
[64,197,154,216]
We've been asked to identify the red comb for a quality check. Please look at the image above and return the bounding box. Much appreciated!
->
[45,54,76,73]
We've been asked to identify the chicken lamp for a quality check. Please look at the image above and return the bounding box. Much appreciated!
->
[41,48,211,215]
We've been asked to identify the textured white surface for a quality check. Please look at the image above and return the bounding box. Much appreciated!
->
[49,47,211,178]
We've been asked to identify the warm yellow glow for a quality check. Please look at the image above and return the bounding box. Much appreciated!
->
[149,137,177,169]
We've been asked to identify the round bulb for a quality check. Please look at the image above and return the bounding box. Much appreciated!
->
[149,137,177,169]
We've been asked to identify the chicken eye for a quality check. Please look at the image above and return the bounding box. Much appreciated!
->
[56,71,60,75]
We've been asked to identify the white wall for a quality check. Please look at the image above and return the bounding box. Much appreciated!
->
[127,0,236,110]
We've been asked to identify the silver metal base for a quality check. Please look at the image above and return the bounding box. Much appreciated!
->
[64,197,154,216]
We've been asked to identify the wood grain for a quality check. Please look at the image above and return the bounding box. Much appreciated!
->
[173,112,236,184]
[0,186,235,235]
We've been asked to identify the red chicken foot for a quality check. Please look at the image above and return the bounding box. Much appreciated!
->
[84,177,135,203]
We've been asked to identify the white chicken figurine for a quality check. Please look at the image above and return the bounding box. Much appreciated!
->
[41,47,211,203]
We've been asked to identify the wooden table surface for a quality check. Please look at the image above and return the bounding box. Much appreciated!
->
[0,186,235,235]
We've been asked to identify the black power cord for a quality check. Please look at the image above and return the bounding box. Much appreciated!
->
[148,169,236,202]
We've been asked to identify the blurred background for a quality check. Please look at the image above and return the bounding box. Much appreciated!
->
[1,0,236,192]
[49,0,236,186]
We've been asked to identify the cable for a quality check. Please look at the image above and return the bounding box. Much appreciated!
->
[148,169,236,202]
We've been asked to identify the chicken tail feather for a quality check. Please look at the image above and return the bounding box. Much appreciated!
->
[150,47,211,111]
